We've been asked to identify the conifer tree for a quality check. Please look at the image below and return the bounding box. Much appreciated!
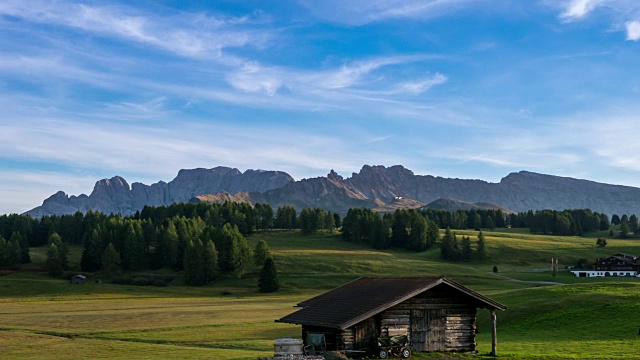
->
[440,227,455,260]
[408,214,428,251]
[101,243,121,274]
[620,221,630,239]
[253,240,272,267]
[476,230,488,260]
[16,232,30,264]
[461,236,472,261]
[123,221,145,270]
[258,257,279,293]
[46,243,64,276]
[81,228,102,272]
[157,220,179,269]
[184,240,206,285]
[426,220,440,249]
[203,240,218,282]
[324,211,336,233]
[630,214,639,233]
[48,232,69,270]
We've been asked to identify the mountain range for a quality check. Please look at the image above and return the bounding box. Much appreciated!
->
[25,165,640,217]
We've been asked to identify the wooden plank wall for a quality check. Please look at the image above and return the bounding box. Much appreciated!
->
[387,288,478,353]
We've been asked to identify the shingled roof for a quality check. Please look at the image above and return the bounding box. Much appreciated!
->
[277,276,506,329]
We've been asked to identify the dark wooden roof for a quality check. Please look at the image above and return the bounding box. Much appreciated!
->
[277,276,506,329]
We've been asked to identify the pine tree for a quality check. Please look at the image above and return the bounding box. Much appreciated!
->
[17,232,30,264]
[258,257,279,293]
[461,236,472,261]
[9,236,21,267]
[101,243,121,274]
[203,240,218,282]
[184,240,206,285]
[0,236,10,266]
[253,240,272,267]
[324,211,336,233]
[486,216,496,231]
[158,220,179,269]
[440,227,455,260]
[476,230,488,260]
[123,222,145,270]
[630,214,639,233]
[48,232,69,270]
[408,214,428,251]
[46,243,64,276]
[426,220,440,249]
[81,228,102,272]
[216,223,252,276]
[620,221,630,239]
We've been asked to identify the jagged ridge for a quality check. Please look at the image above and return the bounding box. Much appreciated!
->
[25,165,640,217]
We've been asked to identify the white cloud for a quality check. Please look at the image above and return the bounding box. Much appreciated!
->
[559,0,604,21]
[395,73,447,95]
[625,20,640,40]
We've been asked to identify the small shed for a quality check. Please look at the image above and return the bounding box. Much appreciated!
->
[277,276,506,355]
[70,275,86,285]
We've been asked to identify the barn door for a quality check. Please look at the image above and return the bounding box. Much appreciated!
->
[410,310,428,351]
[411,309,447,352]
[427,309,446,351]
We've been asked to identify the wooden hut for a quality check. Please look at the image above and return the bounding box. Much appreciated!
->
[70,275,86,285]
[277,276,506,355]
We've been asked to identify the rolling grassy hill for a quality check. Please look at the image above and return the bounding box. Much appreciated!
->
[1,230,640,359]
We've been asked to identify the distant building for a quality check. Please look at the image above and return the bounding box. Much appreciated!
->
[70,275,86,284]
[570,253,640,278]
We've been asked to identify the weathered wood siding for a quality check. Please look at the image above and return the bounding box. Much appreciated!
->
[386,285,478,353]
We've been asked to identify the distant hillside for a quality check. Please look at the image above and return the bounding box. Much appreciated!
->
[423,198,514,214]
[25,165,640,217]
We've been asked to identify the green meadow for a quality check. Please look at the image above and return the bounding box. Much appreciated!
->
[2,229,640,359]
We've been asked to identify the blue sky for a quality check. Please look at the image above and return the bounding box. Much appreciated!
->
[1,0,640,214]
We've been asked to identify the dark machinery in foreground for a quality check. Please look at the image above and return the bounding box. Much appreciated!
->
[376,335,411,358]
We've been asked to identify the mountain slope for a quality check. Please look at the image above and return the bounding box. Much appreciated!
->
[423,198,514,214]
[25,165,640,216]
[26,167,293,217]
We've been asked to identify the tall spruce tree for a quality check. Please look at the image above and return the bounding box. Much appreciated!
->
[46,243,64,276]
[476,230,488,260]
[253,240,272,267]
[101,243,122,274]
[258,257,279,293]
[203,240,218,282]
[461,236,472,261]
[48,232,69,270]
[17,232,30,264]
[408,214,428,251]
[184,240,206,285]
[440,227,455,260]
[81,228,102,272]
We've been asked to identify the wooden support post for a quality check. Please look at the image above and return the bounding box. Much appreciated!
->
[490,309,497,356]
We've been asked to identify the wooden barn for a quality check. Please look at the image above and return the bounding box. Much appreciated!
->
[69,274,86,285]
[277,276,506,355]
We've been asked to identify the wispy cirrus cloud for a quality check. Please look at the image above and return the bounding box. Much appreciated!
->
[0,0,265,58]
[298,0,481,25]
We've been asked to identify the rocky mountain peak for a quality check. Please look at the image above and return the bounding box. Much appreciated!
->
[92,176,130,194]
[327,169,344,182]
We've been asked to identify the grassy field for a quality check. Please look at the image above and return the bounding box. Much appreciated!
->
[2,229,640,359]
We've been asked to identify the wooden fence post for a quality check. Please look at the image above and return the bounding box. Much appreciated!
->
[491,309,497,356]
